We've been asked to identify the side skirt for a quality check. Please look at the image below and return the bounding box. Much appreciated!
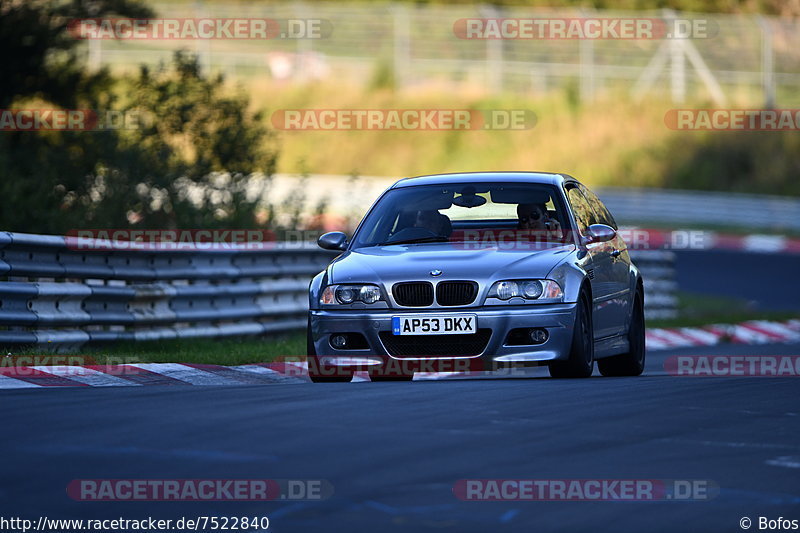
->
[594,334,629,359]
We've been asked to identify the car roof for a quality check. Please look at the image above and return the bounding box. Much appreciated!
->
[390,171,573,189]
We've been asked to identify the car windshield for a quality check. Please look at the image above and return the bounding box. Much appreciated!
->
[351,182,572,249]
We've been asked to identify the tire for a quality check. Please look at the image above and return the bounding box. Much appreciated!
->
[306,316,353,383]
[598,292,646,377]
[549,291,594,378]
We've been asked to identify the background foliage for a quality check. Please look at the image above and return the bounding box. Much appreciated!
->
[0,0,278,233]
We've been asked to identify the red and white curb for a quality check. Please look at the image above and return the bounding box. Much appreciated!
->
[1,320,797,389]
[645,319,800,350]
[622,229,800,255]
[0,361,458,389]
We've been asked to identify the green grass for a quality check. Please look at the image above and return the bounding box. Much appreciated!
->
[94,70,800,198]
[246,80,800,198]
[6,334,306,366]
[647,292,798,329]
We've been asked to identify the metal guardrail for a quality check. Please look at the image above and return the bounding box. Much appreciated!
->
[633,250,677,321]
[0,232,335,351]
[269,175,800,232]
[0,232,675,350]
[596,187,800,232]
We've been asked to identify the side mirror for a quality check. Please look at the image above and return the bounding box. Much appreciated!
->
[583,224,616,244]
[317,231,348,251]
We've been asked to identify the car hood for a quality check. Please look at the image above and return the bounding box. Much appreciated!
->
[329,242,575,285]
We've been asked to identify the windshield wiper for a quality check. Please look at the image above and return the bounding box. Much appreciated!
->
[378,236,450,246]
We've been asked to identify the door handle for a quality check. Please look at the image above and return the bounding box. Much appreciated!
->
[611,249,622,258]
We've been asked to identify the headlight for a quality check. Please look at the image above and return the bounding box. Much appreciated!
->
[359,285,382,304]
[336,287,357,304]
[321,284,384,305]
[521,280,544,299]
[487,279,563,301]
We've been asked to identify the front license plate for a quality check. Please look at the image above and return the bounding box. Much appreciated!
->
[391,315,478,335]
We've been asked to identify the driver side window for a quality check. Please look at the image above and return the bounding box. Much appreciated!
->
[566,187,596,233]
[580,186,618,230]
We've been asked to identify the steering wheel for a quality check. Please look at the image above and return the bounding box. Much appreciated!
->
[385,226,439,243]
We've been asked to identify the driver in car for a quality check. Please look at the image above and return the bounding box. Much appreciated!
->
[415,210,448,235]
[517,203,563,240]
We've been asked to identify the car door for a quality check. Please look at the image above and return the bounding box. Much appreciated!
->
[580,184,632,337]
[565,185,618,339]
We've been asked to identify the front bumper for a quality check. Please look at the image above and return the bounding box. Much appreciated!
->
[309,303,577,368]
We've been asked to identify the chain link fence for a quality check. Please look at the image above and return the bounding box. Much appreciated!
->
[82,2,800,105]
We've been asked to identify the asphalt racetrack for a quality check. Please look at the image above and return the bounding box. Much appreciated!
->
[3,342,799,533]
[675,250,800,311]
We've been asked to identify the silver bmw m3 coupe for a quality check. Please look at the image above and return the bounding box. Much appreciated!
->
[307,172,645,382]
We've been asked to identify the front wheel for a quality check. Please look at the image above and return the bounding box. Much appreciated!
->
[549,292,594,378]
[598,292,646,377]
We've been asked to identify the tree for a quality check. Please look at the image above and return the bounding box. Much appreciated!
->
[73,52,276,230]
[0,1,277,233]
[0,0,152,110]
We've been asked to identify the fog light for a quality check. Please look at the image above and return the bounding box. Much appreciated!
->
[330,334,348,349]
[529,328,548,344]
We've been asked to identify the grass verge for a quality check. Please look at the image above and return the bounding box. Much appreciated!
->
[647,292,798,329]
[6,334,306,366]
